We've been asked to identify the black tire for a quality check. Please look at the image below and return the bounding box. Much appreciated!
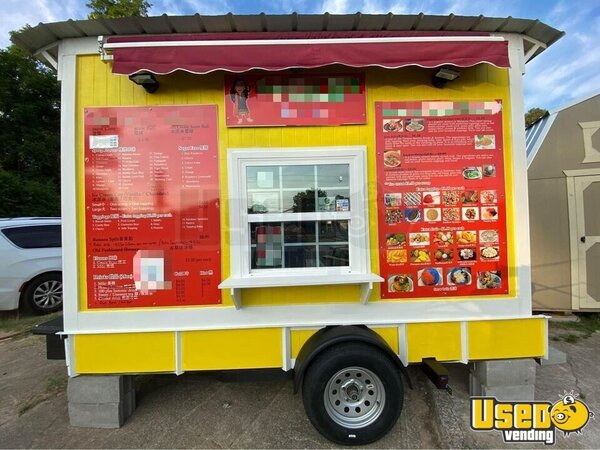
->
[302,342,404,445]
[22,272,63,315]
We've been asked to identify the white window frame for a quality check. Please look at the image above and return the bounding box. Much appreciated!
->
[220,146,380,307]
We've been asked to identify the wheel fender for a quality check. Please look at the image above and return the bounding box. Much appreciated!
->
[293,325,413,393]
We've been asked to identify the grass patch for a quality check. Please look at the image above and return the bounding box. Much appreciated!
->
[563,334,581,344]
[552,313,600,343]
[18,374,67,416]
[45,375,67,393]
[0,312,61,336]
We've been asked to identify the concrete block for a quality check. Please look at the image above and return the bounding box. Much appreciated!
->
[123,389,136,419]
[480,384,535,402]
[539,346,567,366]
[471,359,536,387]
[67,375,136,428]
[68,402,124,428]
[68,375,133,404]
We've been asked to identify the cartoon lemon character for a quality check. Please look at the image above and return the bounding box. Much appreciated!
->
[551,394,594,435]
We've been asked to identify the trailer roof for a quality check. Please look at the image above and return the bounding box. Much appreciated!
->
[11,13,563,66]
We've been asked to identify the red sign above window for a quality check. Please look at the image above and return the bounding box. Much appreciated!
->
[224,73,366,127]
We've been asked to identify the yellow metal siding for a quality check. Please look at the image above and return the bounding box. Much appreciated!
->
[290,327,399,360]
[75,57,515,309]
[406,322,462,363]
[181,328,281,370]
[74,332,176,373]
[372,327,400,353]
[70,318,546,374]
[468,318,546,360]
[290,329,318,359]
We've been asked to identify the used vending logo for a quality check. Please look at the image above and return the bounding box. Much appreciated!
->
[470,392,593,445]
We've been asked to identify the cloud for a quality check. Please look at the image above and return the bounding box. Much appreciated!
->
[158,0,232,16]
[524,4,600,110]
[319,0,350,14]
[0,0,87,48]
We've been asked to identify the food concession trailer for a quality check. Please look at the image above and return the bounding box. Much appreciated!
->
[14,13,562,444]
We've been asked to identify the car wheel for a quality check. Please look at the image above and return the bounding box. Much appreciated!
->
[302,342,404,445]
[23,272,63,314]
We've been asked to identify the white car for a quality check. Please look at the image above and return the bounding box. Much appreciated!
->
[0,218,62,314]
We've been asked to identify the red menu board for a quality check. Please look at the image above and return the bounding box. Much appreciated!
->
[224,73,366,127]
[84,105,221,308]
[375,101,509,299]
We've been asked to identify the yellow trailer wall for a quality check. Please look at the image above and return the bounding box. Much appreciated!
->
[75,55,516,309]
[71,55,538,375]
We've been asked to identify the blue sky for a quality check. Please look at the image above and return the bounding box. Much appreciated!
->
[1,0,599,110]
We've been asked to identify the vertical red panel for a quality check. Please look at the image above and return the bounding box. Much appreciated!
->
[84,105,221,308]
[375,101,508,299]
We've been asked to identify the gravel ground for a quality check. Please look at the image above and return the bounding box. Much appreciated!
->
[0,317,598,449]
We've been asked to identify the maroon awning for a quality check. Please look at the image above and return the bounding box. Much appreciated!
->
[105,31,510,75]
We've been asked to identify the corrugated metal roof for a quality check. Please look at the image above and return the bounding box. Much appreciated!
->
[526,112,556,167]
[11,13,564,63]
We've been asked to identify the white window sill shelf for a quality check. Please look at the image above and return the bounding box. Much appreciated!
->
[219,273,383,309]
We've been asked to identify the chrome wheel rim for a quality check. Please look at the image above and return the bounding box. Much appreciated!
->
[324,366,385,429]
[33,280,63,309]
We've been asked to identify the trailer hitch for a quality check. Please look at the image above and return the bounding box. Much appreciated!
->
[421,357,452,395]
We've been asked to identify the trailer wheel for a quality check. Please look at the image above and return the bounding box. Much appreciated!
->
[302,342,403,445]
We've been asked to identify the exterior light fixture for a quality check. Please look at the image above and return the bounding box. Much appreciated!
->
[129,72,159,93]
[432,67,461,88]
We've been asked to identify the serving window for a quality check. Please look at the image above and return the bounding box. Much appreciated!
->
[247,163,351,270]
[226,147,372,283]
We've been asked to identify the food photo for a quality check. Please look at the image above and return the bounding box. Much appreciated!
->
[434,248,453,262]
[458,247,477,261]
[474,134,496,149]
[479,229,499,243]
[422,191,441,205]
[481,206,499,220]
[462,166,482,180]
[410,249,431,263]
[447,267,472,286]
[406,118,425,132]
[384,192,402,207]
[388,274,413,293]
[456,230,477,245]
[385,208,403,224]
[385,233,406,247]
[404,208,421,222]
[477,270,502,289]
[387,249,408,263]
[383,119,403,132]
[383,150,402,168]
[417,267,442,286]
[480,246,500,260]
[424,207,441,222]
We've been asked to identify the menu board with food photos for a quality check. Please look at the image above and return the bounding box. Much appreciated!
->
[375,101,509,299]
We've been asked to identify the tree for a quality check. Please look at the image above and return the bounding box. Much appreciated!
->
[0,169,60,217]
[0,45,61,216]
[87,0,152,19]
[525,107,548,128]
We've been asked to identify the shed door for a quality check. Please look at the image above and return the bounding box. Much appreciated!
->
[574,175,600,309]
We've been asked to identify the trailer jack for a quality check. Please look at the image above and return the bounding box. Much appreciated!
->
[421,358,452,395]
